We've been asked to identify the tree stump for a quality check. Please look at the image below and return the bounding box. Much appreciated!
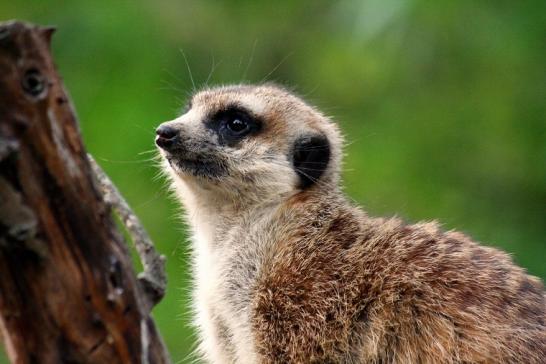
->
[0,20,170,364]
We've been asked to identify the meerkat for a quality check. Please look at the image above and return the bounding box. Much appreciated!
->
[155,84,545,363]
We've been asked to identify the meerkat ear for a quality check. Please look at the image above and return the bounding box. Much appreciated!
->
[292,134,331,189]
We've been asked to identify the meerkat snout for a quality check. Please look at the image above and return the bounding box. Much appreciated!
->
[155,124,179,149]
[157,83,545,364]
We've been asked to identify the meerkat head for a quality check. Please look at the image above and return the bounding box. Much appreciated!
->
[156,84,343,206]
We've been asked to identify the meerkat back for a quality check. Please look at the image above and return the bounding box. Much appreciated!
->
[156,84,545,363]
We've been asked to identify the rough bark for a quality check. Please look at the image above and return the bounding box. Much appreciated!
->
[0,20,170,364]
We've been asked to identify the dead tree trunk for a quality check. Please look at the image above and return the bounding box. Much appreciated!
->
[0,21,170,364]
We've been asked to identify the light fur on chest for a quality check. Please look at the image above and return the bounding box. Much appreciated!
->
[190,203,280,363]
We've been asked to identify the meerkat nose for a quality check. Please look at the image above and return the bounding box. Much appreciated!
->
[155,124,179,150]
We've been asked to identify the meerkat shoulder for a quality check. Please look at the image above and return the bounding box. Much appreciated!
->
[251,194,545,363]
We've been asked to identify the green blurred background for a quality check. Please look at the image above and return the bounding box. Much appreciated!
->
[1,0,545,362]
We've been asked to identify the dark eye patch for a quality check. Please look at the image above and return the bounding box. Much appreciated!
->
[205,105,262,147]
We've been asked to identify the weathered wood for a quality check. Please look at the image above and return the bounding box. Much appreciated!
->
[0,20,170,364]
[89,155,167,313]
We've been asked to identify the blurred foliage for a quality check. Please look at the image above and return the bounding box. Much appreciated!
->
[1,0,545,362]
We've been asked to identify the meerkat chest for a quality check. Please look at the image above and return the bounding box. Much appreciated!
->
[192,209,276,362]
[201,231,261,310]
[195,221,265,304]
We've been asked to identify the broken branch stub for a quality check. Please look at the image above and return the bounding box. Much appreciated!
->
[89,155,167,312]
[0,20,170,364]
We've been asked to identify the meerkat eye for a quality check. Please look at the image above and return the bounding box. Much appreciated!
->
[207,105,261,146]
[226,118,249,134]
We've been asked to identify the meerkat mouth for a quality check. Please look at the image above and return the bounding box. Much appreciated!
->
[155,130,226,179]
[167,155,226,179]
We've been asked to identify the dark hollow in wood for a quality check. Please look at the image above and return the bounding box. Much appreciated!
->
[0,20,170,364]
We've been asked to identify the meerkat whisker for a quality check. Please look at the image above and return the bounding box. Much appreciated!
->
[179,48,196,92]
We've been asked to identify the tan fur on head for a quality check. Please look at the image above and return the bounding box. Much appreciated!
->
[158,84,342,209]
[156,84,545,363]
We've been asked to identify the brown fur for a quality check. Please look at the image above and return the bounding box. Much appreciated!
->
[158,84,545,363]
[253,192,545,363]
